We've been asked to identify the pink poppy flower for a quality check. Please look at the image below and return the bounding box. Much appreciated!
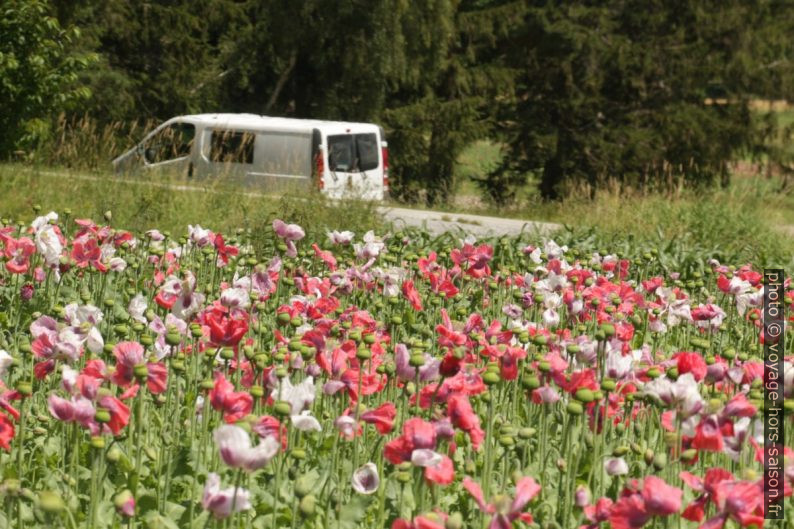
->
[272,219,305,258]
[3,236,35,274]
[463,475,541,528]
[213,425,280,472]
[202,472,251,519]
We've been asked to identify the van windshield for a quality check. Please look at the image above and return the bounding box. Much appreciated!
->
[328,133,379,172]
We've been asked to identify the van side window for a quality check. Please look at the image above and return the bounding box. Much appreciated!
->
[144,122,195,164]
[355,133,379,171]
[210,130,255,164]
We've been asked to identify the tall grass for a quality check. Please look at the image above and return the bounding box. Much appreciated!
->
[0,165,383,247]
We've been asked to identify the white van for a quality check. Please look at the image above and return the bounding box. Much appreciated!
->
[112,114,389,201]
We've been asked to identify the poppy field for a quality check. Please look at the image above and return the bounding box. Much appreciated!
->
[0,210,792,529]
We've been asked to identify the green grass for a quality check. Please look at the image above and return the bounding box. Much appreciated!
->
[444,138,794,270]
[0,164,383,244]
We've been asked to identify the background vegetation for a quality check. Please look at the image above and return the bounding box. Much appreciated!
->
[2,0,793,205]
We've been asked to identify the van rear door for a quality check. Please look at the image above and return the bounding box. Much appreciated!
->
[324,131,383,200]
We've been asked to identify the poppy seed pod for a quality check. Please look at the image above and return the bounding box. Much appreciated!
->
[299,494,316,516]
[38,491,65,513]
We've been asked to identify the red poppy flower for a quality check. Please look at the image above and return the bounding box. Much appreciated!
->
[98,395,130,436]
[680,468,734,522]
[214,234,239,266]
[674,351,707,382]
[402,280,423,311]
[361,402,397,434]
[446,394,484,449]
[205,307,249,347]
[71,236,107,272]
[209,373,253,423]
[0,413,14,451]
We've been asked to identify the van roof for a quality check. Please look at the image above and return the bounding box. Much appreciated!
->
[176,113,380,134]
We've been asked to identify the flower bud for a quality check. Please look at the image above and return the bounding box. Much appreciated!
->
[574,485,590,508]
[114,489,135,517]
[299,494,316,516]
[38,491,65,513]
[445,512,464,529]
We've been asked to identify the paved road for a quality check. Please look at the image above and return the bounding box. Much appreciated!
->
[379,205,561,237]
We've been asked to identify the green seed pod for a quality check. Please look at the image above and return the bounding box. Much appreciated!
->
[295,475,314,497]
[483,371,501,385]
[498,435,515,447]
[646,367,661,379]
[290,449,307,460]
[191,326,204,338]
[644,449,655,465]
[288,340,302,352]
[666,367,679,380]
[133,364,149,380]
[522,375,541,390]
[275,366,288,378]
[103,343,116,354]
[363,334,376,345]
[299,494,316,516]
[200,379,215,391]
[574,389,595,403]
[90,436,106,450]
[38,490,65,513]
[566,401,584,415]
[538,360,551,373]
[601,379,616,392]
[16,382,32,396]
[249,386,265,398]
[518,427,536,439]
[274,401,292,417]
[630,442,643,455]
[612,446,629,457]
[356,346,372,361]
[396,471,412,483]
[107,446,122,463]
[680,448,698,462]
[653,453,667,470]
[445,512,464,529]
